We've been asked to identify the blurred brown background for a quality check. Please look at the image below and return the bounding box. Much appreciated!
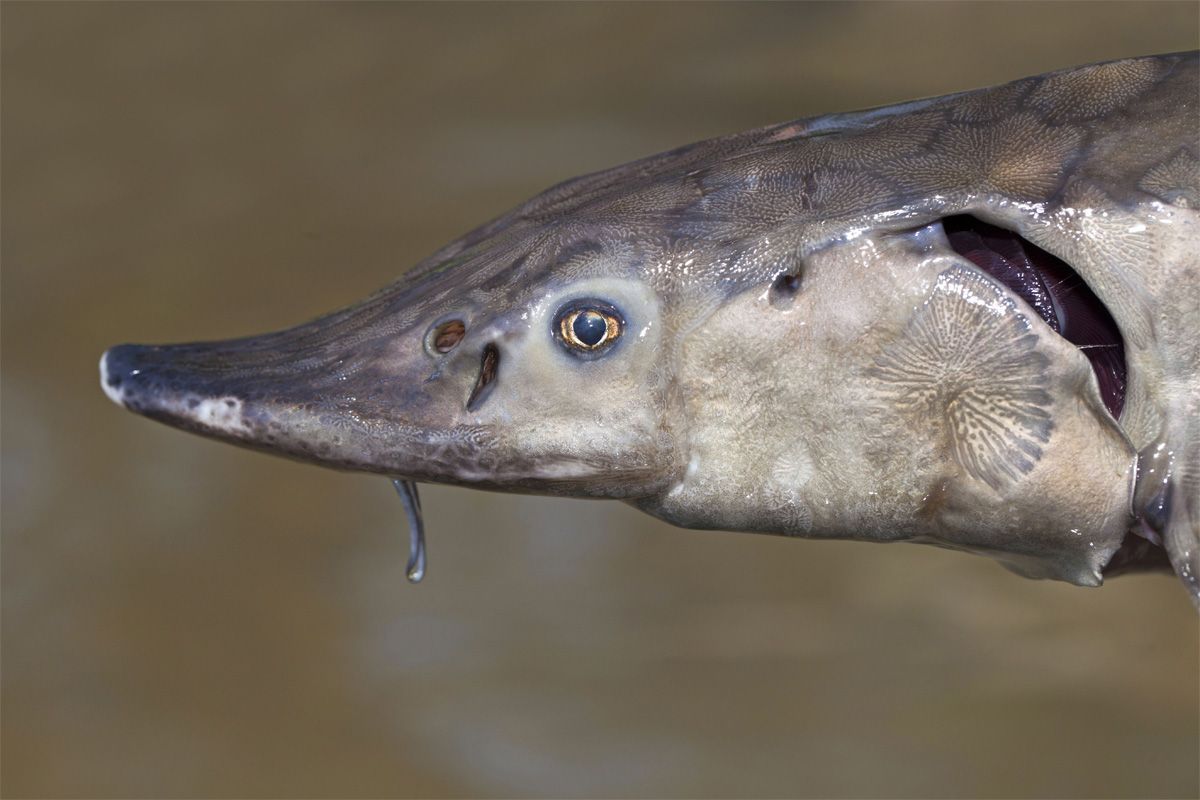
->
[3,2,1198,797]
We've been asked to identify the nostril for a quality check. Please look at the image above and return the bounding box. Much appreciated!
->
[427,319,466,355]
[769,270,802,308]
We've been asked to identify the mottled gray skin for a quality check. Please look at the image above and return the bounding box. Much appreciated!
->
[102,53,1200,604]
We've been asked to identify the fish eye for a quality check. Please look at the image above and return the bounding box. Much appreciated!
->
[554,300,623,356]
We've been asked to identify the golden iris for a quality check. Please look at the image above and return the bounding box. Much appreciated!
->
[559,308,621,350]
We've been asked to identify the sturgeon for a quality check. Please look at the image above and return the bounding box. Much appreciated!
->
[101,53,1200,605]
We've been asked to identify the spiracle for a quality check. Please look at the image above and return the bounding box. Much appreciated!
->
[869,267,1054,492]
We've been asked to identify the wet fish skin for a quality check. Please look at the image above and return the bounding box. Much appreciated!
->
[101,52,1200,603]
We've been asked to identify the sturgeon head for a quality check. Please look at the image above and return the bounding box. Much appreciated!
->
[102,52,1200,605]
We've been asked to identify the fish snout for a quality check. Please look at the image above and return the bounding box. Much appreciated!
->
[98,325,495,480]
[100,342,262,438]
[99,343,140,407]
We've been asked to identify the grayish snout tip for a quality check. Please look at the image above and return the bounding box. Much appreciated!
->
[99,347,128,408]
[98,343,250,435]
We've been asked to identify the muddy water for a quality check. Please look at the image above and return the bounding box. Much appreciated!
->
[3,3,1197,797]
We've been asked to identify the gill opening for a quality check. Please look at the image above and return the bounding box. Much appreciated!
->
[941,215,1127,420]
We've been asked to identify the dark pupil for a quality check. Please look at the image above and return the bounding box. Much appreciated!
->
[572,311,607,346]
